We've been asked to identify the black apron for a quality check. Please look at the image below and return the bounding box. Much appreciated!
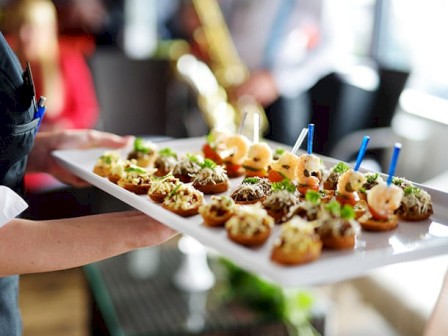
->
[0,32,39,335]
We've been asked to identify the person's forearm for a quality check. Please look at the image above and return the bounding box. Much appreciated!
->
[0,211,175,276]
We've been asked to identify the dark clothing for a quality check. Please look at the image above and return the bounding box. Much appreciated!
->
[0,31,38,335]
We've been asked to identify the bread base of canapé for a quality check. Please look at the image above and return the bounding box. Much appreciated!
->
[397,209,433,221]
[358,215,399,231]
[193,181,229,194]
[118,181,150,195]
[93,166,109,177]
[271,242,322,265]
[320,234,355,250]
[227,227,271,247]
[162,204,200,217]
[202,212,233,227]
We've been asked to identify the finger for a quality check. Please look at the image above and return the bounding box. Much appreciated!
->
[83,130,134,149]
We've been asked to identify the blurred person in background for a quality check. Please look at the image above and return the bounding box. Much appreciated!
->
[4,0,100,191]
[165,0,339,146]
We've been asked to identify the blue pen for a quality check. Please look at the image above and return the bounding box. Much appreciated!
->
[35,96,47,132]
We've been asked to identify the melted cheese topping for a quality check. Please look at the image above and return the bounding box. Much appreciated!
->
[400,187,433,215]
[316,207,360,237]
[95,151,121,168]
[148,175,180,195]
[192,166,228,186]
[199,195,235,218]
[163,184,204,210]
[263,190,299,211]
[172,156,203,176]
[225,204,273,236]
[273,217,318,253]
[231,184,265,202]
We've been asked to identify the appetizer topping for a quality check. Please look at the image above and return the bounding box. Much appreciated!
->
[324,161,350,190]
[241,176,272,196]
[316,201,359,237]
[148,174,180,196]
[296,153,321,189]
[271,178,297,193]
[109,159,134,179]
[225,204,273,237]
[337,169,366,195]
[361,172,384,192]
[263,190,299,210]
[273,218,319,253]
[120,165,155,185]
[163,184,204,211]
[172,153,203,177]
[243,142,272,171]
[293,199,320,222]
[96,151,120,167]
[273,147,286,161]
[192,162,228,186]
[199,195,235,219]
[131,137,157,155]
[231,183,265,203]
[397,184,433,219]
[270,151,300,180]
[158,147,177,159]
[221,134,250,165]
[367,182,404,219]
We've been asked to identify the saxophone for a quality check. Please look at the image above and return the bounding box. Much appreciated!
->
[175,0,269,137]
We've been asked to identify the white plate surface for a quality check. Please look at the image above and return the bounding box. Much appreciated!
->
[53,137,448,287]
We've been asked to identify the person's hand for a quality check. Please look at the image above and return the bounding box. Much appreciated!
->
[27,129,134,187]
[229,70,279,107]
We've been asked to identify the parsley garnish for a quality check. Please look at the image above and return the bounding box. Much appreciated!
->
[272,179,296,193]
[186,153,201,163]
[200,158,217,169]
[275,148,285,156]
[133,137,150,153]
[366,172,379,184]
[404,185,420,196]
[159,147,177,158]
[124,166,147,174]
[333,162,350,174]
[242,177,260,184]
[341,204,355,220]
[305,190,321,205]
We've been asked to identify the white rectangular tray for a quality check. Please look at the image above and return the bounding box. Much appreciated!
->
[53,137,448,287]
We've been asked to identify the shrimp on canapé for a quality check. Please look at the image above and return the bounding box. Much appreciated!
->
[336,169,366,205]
[296,153,321,195]
[243,142,272,177]
[367,182,403,220]
[220,134,250,177]
[268,151,300,182]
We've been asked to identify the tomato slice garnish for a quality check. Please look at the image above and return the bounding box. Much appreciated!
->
[267,169,284,183]
[202,143,222,164]
[367,204,389,221]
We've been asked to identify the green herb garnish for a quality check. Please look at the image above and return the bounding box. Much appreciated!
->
[200,158,217,169]
[242,177,260,184]
[366,172,380,184]
[305,190,321,205]
[133,137,150,153]
[341,204,355,220]
[272,179,296,193]
[333,162,350,174]
[325,200,341,216]
[186,153,200,163]
[159,147,177,158]
[124,166,147,174]
[275,148,285,156]
[167,184,182,198]
[100,155,113,164]
[404,185,420,196]
[392,177,404,186]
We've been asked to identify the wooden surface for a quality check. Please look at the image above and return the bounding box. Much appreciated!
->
[19,268,89,336]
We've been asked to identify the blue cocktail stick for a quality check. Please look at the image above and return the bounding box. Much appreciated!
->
[387,143,402,186]
[307,124,314,155]
[354,136,370,171]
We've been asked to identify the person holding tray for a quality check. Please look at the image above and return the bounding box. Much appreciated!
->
[0,31,177,335]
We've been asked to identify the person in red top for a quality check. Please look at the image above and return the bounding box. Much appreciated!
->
[4,0,100,191]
